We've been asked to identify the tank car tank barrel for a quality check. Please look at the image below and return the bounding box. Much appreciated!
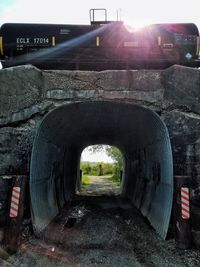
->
[0,21,199,70]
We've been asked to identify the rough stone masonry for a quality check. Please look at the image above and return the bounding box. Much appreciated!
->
[0,64,200,236]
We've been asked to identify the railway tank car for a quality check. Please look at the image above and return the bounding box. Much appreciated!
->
[0,9,200,70]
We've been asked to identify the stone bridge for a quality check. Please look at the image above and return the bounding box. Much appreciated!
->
[0,64,200,241]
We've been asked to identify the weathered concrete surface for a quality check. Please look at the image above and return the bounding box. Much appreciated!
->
[1,64,199,179]
[0,126,34,175]
[162,111,200,181]
[0,64,200,239]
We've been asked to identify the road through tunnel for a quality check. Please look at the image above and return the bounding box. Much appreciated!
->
[30,101,173,239]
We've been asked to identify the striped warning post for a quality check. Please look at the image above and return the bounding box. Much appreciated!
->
[9,187,21,218]
[181,187,190,219]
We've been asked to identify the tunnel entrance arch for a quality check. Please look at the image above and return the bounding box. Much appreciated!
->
[30,101,173,239]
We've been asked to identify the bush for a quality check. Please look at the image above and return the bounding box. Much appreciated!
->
[81,162,91,175]
[110,163,121,185]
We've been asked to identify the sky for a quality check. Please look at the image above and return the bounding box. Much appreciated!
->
[0,0,200,28]
[81,146,114,163]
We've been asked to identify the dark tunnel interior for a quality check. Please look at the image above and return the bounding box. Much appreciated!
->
[30,101,173,239]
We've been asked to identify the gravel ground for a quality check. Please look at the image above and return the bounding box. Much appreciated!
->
[80,175,120,196]
[2,176,200,266]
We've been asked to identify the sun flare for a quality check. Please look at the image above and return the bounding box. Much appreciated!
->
[124,19,154,32]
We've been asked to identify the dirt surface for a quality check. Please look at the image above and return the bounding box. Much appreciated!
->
[80,175,120,196]
[2,176,200,266]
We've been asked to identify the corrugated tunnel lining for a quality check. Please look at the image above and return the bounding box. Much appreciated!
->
[30,101,173,239]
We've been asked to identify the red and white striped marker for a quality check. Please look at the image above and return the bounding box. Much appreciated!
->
[181,187,190,219]
[9,187,20,218]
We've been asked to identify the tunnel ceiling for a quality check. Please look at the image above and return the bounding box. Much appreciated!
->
[30,101,173,240]
[38,101,167,150]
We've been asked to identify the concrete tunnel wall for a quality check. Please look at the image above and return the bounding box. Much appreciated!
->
[30,101,173,239]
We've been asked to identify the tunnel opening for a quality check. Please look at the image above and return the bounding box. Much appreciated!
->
[30,101,173,239]
[78,145,124,196]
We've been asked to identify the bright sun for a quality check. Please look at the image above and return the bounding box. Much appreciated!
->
[124,18,154,31]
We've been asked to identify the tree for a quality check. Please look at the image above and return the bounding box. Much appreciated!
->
[88,145,123,182]
[105,146,123,170]
[81,145,123,184]
[88,145,123,167]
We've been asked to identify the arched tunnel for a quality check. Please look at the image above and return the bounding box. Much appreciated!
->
[30,101,173,240]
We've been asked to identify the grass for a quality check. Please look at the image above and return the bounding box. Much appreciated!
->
[82,175,91,186]
[81,173,121,188]
[109,174,121,186]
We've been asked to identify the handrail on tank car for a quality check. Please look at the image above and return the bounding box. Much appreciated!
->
[89,9,108,25]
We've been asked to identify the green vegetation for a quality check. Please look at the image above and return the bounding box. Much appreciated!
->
[81,162,114,176]
[81,145,123,186]
[81,162,121,186]
[82,175,91,186]
[110,163,121,186]
[105,146,123,170]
